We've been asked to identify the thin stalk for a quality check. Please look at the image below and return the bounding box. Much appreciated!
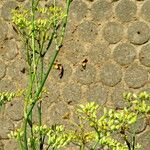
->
[23,60,33,150]
[27,0,71,118]
[80,144,85,150]
[23,1,72,149]
[132,127,136,150]
[27,46,59,117]
[23,118,28,150]
[38,101,42,150]
[42,29,55,56]
[122,130,131,150]
[23,0,36,148]
[31,0,36,75]
[38,53,44,150]
[18,134,24,150]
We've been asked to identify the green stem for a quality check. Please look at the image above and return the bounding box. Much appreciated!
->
[23,118,28,150]
[27,0,71,118]
[132,127,136,150]
[23,62,33,150]
[23,0,36,149]
[27,46,59,117]
[18,134,24,150]
[38,44,44,149]
[22,0,72,149]
[80,144,85,150]
[31,0,36,74]
[38,101,42,150]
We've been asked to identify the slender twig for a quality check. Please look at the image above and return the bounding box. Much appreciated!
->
[121,129,131,150]
[26,0,72,118]
[21,0,72,149]
[18,133,24,150]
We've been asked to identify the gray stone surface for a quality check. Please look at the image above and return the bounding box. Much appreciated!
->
[69,0,88,23]
[7,58,26,81]
[124,64,148,88]
[115,0,137,22]
[0,117,14,139]
[88,43,111,64]
[76,21,98,43]
[74,64,96,85]
[103,22,124,44]
[62,41,86,65]
[45,80,61,103]
[91,0,112,22]
[5,99,23,121]
[113,43,136,66]
[137,128,150,150]
[127,21,150,45]
[0,0,150,149]
[0,61,6,80]
[100,62,122,87]
[62,82,82,104]
[141,0,150,22]
[111,84,130,108]
[3,140,19,150]
[1,1,18,21]
[86,84,108,105]
[0,19,8,42]
[139,44,150,67]
[46,101,70,125]
[0,39,18,60]
[0,79,16,92]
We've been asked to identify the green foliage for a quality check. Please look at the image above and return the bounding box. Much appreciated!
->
[68,92,150,150]
[0,89,24,107]
[12,5,65,31]
[9,124,71,149]
[7,91,150,150]
[6,0,72,150]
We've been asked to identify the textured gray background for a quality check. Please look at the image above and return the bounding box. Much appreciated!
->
[0,0,150,149]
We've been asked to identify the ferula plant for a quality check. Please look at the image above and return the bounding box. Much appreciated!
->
[69,92,150,150]
[2,0,72,150]
[0,0,150,150]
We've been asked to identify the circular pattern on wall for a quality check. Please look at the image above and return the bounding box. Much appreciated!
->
[76,21,98,43]
[115,0,137,22]
[62,83,82,104]
[1,1,18,21]
[139,44,150,67]
[86,84,108,105]
[88,43,111,64]
[141,0,150,22]
[0,61,6,80]
[74,64,96,85]
[69,0,88,22]
[113,43,136,66]
[124,64,148,88]
[127,21,150,45]
[102,22,124,44]
[100,63,122,87]
[91,0,112,22]
[0,19,8,42]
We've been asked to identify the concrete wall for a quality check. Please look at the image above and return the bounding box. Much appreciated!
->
[0,0,150,149]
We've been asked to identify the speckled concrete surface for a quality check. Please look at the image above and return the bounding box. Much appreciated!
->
[0,0,150,149]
